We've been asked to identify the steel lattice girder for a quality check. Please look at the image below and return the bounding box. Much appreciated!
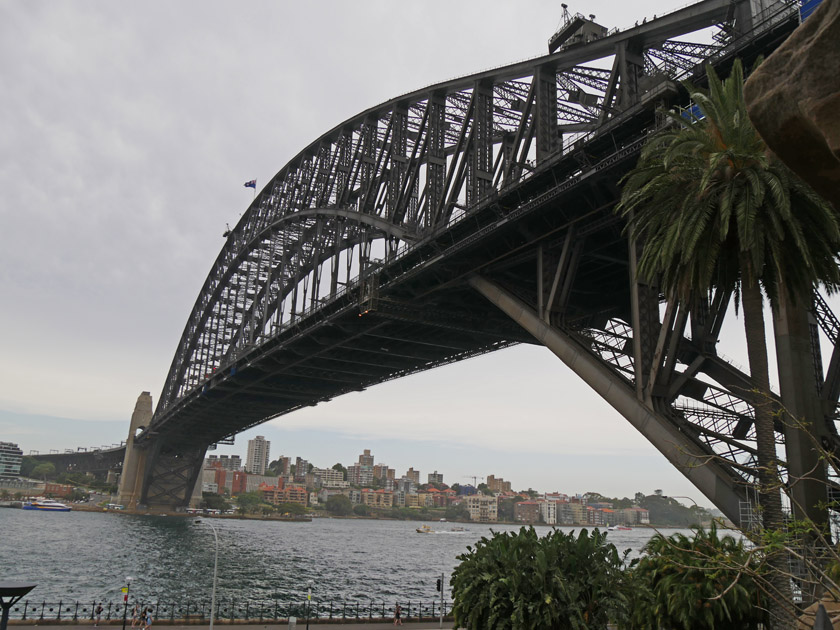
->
[158,0,747,417]
[140,0,835,522]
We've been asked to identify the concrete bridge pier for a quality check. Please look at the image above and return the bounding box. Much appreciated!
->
[117,392,206,511]
[117,391,153,509]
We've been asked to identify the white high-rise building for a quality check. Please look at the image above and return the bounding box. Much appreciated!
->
[246,436,270,475]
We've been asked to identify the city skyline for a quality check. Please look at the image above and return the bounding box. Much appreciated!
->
[4,0,819,511]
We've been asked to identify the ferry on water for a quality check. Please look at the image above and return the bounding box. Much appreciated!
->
[22,499,71,512]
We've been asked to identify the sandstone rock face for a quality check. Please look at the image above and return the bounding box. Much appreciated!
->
[744,0,840,209]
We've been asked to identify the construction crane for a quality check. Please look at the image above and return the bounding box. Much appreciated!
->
[463,475,484,487]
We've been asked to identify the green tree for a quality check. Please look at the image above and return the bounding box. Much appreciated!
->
[325,494,353,516]
[498,498,519,522]
[202,492,231,512]
[451,527,629,629]
[235,491,262,514]
[275,502,306,515]
[31,462,56,482]
[627,526,766,630]
[353,504,370,517]
[331,463,347,481]
[617,59,840,626]
[19,456,39,478]
[444,503,470,521]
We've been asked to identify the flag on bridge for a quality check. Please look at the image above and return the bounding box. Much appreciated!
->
[244,179,257,189]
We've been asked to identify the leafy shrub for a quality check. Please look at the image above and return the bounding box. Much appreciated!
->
[626,526,766,630]
[451,526,629,629]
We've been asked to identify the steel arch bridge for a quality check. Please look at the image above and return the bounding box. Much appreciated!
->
[116,0,840,524]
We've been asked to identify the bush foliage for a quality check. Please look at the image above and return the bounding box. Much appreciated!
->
[450,527,629,629]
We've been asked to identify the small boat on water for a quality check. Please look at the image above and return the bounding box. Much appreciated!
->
[608,525,632,531]
[416,524,434,534]
[22,499,71,512]
[449,526,468,532]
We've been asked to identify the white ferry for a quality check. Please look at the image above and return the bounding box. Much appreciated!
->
[22,499,71,512]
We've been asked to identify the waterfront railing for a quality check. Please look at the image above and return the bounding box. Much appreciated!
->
[6,598,454,623]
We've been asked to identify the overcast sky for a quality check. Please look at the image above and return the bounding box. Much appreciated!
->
[0,0,788,508]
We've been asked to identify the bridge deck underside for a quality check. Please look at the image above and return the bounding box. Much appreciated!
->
[133,5,825,521]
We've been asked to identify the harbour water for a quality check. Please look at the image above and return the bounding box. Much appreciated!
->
[1,509,692,606]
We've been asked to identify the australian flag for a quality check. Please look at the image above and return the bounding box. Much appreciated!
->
[244,179,257,189]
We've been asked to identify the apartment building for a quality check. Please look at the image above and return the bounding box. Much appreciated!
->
[465,494,498,522]
[427,470,443,485]
[514,500,541,523]
[312,467,348,488]
[539,500,558,525]
[0,442,23,479]
[205,454,242,471]
[405,467,420,484]
[246,436,270,475]
[294,457,310,482]
[361,488,393,508]
[260,482,308,506]
[486,475,511,493]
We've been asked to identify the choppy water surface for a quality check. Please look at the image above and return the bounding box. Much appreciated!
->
[1,510,689,604]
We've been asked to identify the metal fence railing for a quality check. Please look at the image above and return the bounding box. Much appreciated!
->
[5,598,454,624]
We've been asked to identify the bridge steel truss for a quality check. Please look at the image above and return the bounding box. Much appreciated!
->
[131,0,840,521]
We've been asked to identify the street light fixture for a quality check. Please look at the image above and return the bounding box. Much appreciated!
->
[195,519,219,630]
[121,577,132,630]
[306,580,313,630]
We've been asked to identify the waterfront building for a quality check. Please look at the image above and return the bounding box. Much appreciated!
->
[259,482,307,506]
[587,506,606,526]
[486,475,511,493]
[539,500,558,525]
[427,470,443,485]
[361,488,393,508]
[0,442,23,479]
[405,467,420,484]
[623,507,650,524]
[348,489,362,504]
[514,500,540,523]
[246,436,270,475]
[465,494,498,522]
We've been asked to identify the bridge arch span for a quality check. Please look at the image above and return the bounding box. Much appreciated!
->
[118,0,840,527]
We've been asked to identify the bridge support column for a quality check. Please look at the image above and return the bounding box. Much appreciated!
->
[468,274,749,525]
[773,297,830,530]
[117,392,153,509]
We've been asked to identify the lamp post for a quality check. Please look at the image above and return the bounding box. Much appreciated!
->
[121,577,132,630]
[305,580,313,630]
[195,519,219,630]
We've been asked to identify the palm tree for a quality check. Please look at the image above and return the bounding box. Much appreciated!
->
[616,58,840,628]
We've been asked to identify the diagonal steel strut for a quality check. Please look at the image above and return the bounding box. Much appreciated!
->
[468,273,750,525]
